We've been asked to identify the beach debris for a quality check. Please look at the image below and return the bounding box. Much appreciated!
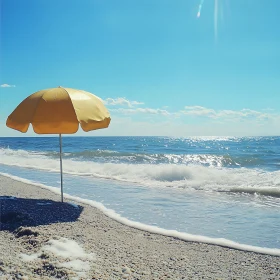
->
[121,266,132,278]
[0,262,5,275]
[39,253,49,259]
[28,238,39,247]
[32,262,69,279]
[14,227,39,238]
[122,266,131,274]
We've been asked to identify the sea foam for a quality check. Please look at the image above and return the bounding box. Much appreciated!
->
[0,148,280,197]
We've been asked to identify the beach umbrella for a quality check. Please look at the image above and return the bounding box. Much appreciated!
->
[6,87,111,202]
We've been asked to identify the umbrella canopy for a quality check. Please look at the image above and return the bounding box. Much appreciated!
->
[6,87,110,133]
[6,86,111,202]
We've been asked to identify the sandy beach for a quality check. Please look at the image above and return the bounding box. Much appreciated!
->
[0,174,279,280]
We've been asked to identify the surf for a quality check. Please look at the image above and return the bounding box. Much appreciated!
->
[0,147,280,198]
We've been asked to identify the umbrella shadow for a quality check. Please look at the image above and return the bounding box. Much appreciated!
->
[0,196,83,231]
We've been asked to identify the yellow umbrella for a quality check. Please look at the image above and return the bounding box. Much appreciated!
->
[6,86,111,202]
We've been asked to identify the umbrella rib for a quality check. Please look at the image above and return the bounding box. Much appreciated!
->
[30,91,47,125]
[59,87,80,128]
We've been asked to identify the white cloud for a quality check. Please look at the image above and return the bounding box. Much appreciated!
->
[104,97,144,107]
[111,108,170,116]
[107,102,280,124]
[182,106,279,122]
[262,108,275,112]
[183,106,217,117]
[1,84,16,88]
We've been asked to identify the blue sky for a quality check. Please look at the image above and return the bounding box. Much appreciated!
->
[1,0,280,136]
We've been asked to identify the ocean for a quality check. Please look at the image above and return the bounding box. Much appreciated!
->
[0,136,280,252]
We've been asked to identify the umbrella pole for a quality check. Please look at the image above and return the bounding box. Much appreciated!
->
[59,134,64,202]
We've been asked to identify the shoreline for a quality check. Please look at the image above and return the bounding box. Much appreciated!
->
[1,174,280,279]
[2,172,280,256]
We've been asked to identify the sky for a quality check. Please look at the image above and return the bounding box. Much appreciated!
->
[1,0,280,137]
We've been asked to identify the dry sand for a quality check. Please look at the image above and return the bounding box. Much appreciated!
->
[0,174,279,280]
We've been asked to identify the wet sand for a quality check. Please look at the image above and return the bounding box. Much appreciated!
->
[0,174,279,279]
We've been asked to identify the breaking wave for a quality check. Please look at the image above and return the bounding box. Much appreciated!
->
[0,148,280,198]
[0,147,264,167]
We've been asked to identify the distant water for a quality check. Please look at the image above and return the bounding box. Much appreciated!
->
[0,136,280,249]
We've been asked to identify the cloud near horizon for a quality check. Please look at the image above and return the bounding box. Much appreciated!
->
[105,97,280,123]
[111,108,170,116]
[1,84,16,88]
[104,97,144,107]
[181,106,279,122]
